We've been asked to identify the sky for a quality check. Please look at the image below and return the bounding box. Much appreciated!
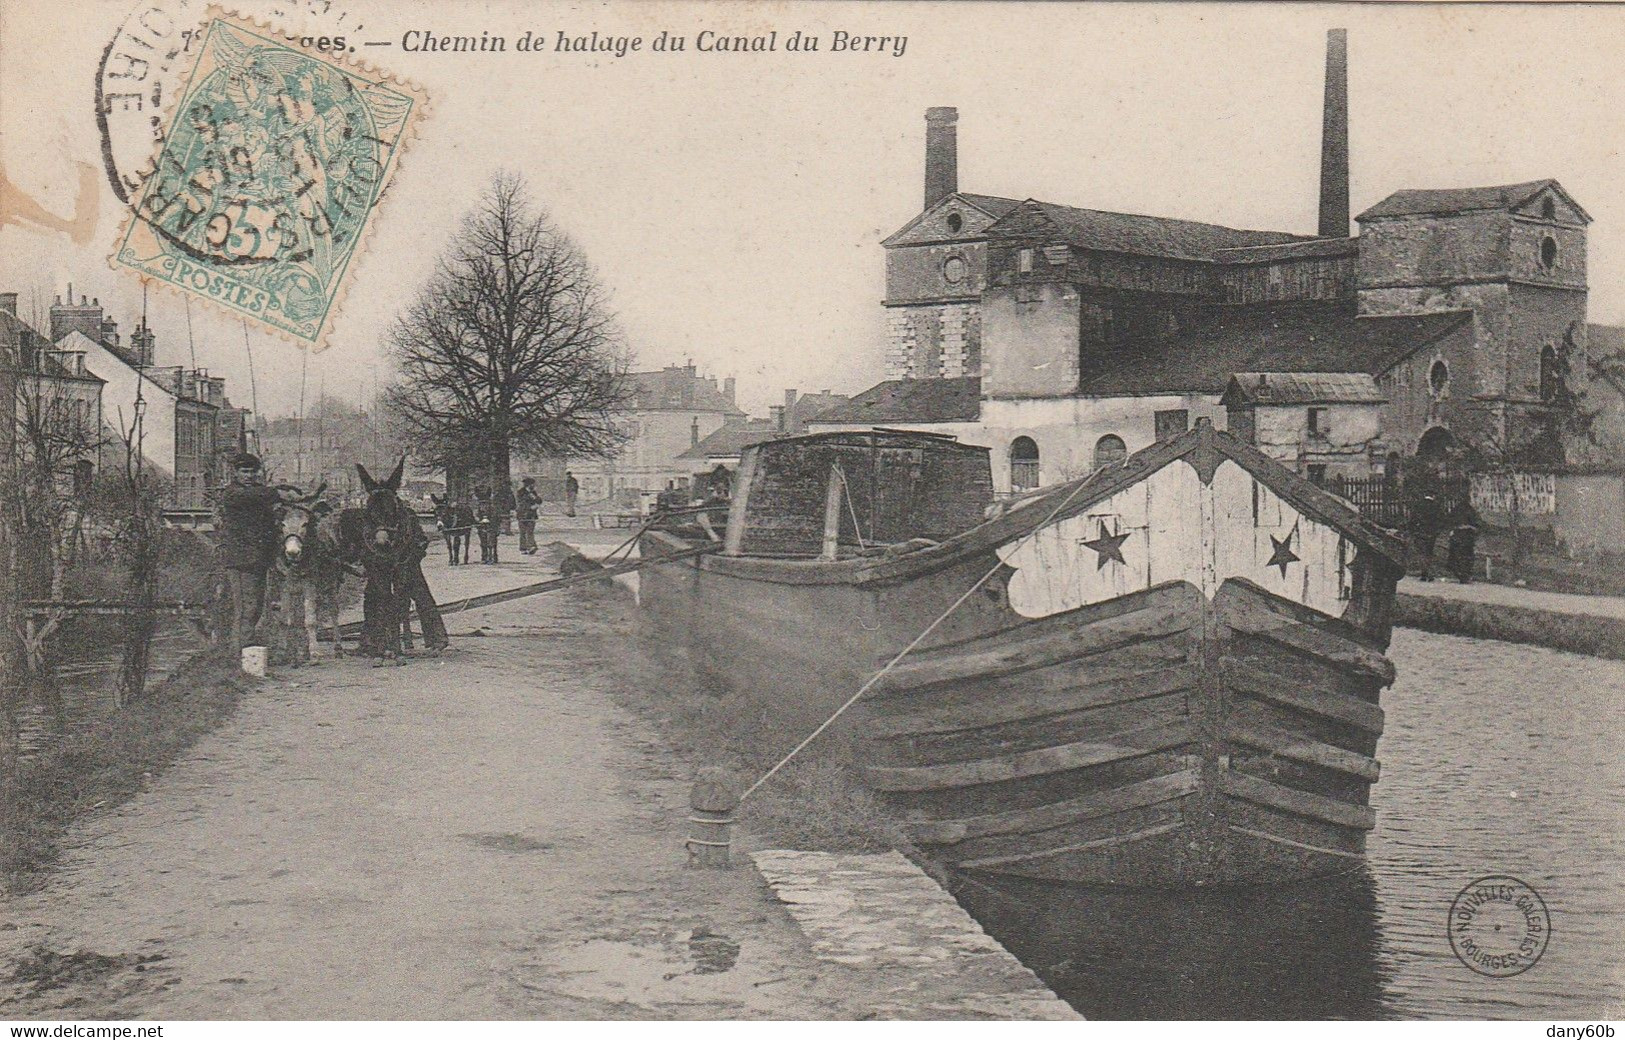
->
[4,0,1625,421]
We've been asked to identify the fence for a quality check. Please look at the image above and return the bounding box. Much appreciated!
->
[1326,475,1408,529]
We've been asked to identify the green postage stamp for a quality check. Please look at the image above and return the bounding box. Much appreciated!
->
[112,8,426,348]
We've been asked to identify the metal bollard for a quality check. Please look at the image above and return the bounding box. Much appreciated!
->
[686,770,739,869]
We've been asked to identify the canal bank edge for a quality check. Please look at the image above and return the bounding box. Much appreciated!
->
[1395,593,1625,660]
[751,849,1080,1020]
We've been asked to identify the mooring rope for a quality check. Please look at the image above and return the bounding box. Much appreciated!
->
[736,474,1096,806]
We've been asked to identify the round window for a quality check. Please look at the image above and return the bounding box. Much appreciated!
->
[1540,236,1558,269]
[943,256,967,285]
[946,212,964,233]
[1429,359,1449,396]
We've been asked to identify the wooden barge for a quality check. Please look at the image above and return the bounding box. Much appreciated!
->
[638,420,1405,887]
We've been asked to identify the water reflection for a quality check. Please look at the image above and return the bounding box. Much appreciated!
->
[950,867,1392,1020]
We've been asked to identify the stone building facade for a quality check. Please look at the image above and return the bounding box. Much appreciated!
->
[869,30,1605,490]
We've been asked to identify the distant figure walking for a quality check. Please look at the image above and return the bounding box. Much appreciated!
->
[564,471,579,518]
[473,485,498,564]
[430,494,475,566]
[1446,502,1482,584]
[516,477,540,554]
[219,452,282,651]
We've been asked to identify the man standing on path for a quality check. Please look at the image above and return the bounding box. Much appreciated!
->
[218,452,282,650]
[564,471,579,518]
[395,497,450,651]
[516,477,540,554]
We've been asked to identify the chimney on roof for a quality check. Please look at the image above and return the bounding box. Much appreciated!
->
[49,291,105,344]
[691,416,700,447]
[769,405,785,432]
[924,107,959,209]
[1318,29,1350,239]
[131,322,156,366]
[100,317,120,347]
[723,376,736,404]
[0,293,15,317]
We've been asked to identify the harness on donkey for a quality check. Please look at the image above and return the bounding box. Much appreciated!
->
[430,494,476,566]
[341,459,448,661]
[272,481,354,664]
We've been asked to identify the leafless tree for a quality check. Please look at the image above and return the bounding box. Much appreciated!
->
[385,172,629,504]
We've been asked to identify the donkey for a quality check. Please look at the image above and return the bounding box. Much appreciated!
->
[430,494,475,566]
[342,459,449,661]
[273,482,349,665]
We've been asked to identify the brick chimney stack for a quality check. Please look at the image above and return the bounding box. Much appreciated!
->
[0,293,16,318]
[49,286,105,344]
[924,107,959,209]
[131,322,156,366]
[1318,29,1350,239]
[723,376,736,404]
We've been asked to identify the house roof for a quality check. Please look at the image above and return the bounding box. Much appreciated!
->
[624,367,745,415]
[1356,179,1591,223]
[1213,237,1358,265]
[809,376,982,424]
[1221,372,1386,406]
[783,391,850,432]
[1081,303,1474,397]
[881,192,1024,247]
[678,419,780,460]
[989,199,1308,262]
[0,312,104,383]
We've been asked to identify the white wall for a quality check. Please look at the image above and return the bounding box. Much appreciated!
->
[60,330,177,478]
[807,392,1227,494]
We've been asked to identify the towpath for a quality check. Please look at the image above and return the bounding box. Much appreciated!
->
[0,542,1059,1019]
[1398,576,1625,620]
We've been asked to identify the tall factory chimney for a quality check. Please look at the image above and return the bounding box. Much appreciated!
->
[1318,28,1350,239]
[924,107,959,209]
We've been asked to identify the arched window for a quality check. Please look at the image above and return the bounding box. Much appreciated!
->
[1009,436,1040,492]
[1093,434,1127,470]
[1540,344,1561,402]
[1429,359,1449,397]
[1417,426,1455,460]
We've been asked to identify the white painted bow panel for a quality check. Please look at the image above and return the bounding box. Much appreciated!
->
[998,458,1357,619]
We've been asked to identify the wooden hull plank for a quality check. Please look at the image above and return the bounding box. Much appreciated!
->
[1225,666,1385,735]
[870,663,1199,739]
[1216,768,1377,831]
[1223,719,1381,782]
[864,721,1195,791]
[906,768,1201,845]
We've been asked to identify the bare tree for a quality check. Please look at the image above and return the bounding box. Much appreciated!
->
[385,172,629,503]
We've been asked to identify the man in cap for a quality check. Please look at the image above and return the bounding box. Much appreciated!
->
[515,477,540,554]
[218,452,282,650]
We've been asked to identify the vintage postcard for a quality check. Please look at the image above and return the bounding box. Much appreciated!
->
[1,0,1621,1028]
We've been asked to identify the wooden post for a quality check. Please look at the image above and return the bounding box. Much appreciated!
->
[687,770,739,868]
[821,464,845,561]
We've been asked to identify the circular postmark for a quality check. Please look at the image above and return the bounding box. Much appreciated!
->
[1448,875,1550,977]
[96,0,358,204]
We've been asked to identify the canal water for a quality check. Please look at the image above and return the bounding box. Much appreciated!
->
[15,619,205,759]
[950,628,1625,1019]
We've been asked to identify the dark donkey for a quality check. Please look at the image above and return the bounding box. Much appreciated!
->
[341,459,450,660]
[430,494,476,566]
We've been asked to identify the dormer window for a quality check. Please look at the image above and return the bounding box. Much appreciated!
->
[1540,235,1559,270]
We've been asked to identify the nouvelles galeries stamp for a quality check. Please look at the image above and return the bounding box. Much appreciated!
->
[110,7,426,348]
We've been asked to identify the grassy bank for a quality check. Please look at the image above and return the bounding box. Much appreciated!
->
[1,652,252,895]
[589,589,908,856]
[1395,593,1625,660]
